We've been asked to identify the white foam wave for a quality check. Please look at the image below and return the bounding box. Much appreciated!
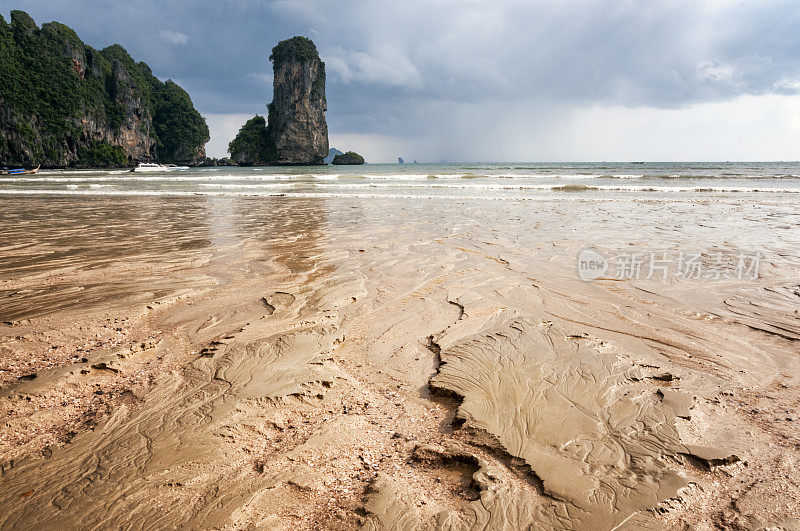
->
[359,174,432,180]
[495,173,644,179]
[199,183,296,189]
[0,189,791,205]
[304,182,800,193]
[0,174,300,183]
[3,184,798,195]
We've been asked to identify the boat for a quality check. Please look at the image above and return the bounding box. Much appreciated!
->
[132,163,190,173]
[3,165,39,175]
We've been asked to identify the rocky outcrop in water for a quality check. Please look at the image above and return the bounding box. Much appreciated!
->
[332,151,365,165]
[269,37,328,165]
[227,36,329,166]
[200,156,236,167]
[0,11,208,167]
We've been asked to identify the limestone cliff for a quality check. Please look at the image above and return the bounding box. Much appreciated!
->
[268,37,328,165]
[0,11,208,167]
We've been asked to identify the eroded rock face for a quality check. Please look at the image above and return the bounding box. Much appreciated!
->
[100,59,155,162]
[269,37,328,165]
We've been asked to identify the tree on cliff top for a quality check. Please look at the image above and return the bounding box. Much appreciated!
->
[269,36,320,64]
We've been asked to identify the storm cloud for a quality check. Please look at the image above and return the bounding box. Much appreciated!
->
[5,0,800,160]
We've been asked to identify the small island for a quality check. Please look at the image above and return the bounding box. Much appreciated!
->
[332,151,365,165]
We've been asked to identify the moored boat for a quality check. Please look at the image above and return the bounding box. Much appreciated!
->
[2,165,39,175]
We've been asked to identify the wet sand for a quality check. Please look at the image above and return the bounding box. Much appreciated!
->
[0,194,799,529]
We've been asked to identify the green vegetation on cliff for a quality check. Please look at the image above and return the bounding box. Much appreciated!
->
[77,140,127,167]
[227,115,276,166]
[332,151,365,165]
[153,80,210,163]
[269,36,320,64]
[0,10,208,167]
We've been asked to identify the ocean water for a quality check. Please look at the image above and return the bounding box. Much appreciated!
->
[2,162,800,201]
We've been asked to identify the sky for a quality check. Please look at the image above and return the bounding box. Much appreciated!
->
[4,0,800,162]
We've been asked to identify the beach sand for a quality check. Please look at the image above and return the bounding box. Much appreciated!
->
[0,194,798,529]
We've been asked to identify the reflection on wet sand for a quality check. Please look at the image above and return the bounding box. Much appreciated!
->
[0,197,215,322]
[0,195,799,529]
[0,196,336,322]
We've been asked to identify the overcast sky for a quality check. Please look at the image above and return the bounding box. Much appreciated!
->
[6,0,800,161]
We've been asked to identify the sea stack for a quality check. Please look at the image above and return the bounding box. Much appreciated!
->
[269,36,328,165]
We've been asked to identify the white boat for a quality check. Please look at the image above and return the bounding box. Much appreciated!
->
[132,163,190,173]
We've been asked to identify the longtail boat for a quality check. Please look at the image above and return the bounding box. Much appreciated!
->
[4,165,40,175]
